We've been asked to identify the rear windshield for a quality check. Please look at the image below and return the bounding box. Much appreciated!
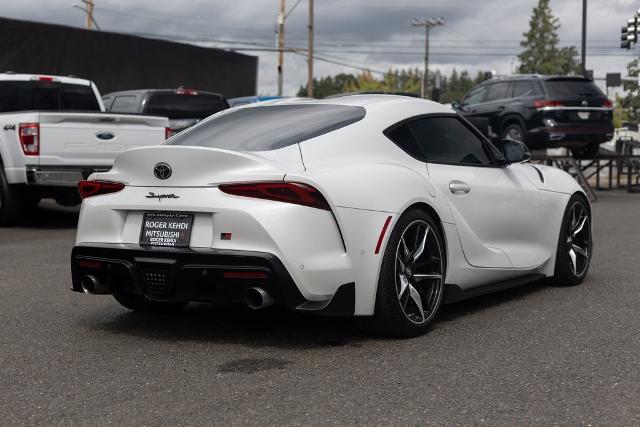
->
[144,93,228,120]
[544,79,604,97]
[167,104,366,151]
[0,81,100,113]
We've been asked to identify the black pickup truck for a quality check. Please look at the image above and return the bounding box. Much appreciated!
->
[103,88,229,136]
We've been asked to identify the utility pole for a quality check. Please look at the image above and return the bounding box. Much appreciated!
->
[307,0,314,98]
[581,0,587,77]
[277,0,285,96]
[85,0,94,30]
[412,17,444,99]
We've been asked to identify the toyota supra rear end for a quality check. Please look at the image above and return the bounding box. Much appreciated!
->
[72,96,592,337]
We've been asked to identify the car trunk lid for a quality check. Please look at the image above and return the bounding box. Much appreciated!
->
[90,145,302,187]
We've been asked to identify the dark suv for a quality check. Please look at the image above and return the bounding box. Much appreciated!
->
[453,75,614,157]
[102,88,229,135]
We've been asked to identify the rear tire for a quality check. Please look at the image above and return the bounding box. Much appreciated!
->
[501,123,526,144]
[571,144,599,159]
[0,167,23,226]
[113,293,188,313]
[552,194,592,286]
[363,208,446,338]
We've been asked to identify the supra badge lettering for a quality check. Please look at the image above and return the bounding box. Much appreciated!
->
[146,192,180,202]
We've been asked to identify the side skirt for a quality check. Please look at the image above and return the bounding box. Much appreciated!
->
[444,273,546,304]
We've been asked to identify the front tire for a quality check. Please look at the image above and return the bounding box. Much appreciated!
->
[365,209,446,337]
[553,195,592,286]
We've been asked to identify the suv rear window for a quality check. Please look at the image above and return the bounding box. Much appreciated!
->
[144,93,228,120]
[544,79,604,97]
[0,81,100,112]
[167,104,366,151]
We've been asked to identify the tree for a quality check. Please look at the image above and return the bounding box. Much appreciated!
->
[518,0,580,75]
[619,59,640,123]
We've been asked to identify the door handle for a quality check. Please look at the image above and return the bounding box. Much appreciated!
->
[449,180,471,194]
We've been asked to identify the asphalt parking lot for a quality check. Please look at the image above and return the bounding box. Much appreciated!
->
[1,192,639,425]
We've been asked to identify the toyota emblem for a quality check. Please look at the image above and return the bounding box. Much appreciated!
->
[154,162,172,180]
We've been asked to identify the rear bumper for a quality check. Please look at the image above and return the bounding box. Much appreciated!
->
[71,243,355,316]
[26,166,110,187]
[527,124,614,149]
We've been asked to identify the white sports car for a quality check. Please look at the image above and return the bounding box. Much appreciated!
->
[71,95,592,337]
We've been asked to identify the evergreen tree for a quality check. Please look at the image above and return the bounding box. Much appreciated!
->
[518,0,580,75]
[620,59,640,123]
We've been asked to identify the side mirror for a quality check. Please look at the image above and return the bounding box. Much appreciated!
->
[501,138,531,164]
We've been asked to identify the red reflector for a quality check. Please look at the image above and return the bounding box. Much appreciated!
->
[374,216,393,255]
[77,260,101,269]
[38,76,55,82]
[223,271,268,279]
[219,182,330,211]
[534,99,564,108]
[78,180,125,199]
[18,123,40,155]
[602,99,613,108]
[165,127,173,139]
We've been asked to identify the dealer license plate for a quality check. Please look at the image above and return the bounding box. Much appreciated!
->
[140,212,193,247]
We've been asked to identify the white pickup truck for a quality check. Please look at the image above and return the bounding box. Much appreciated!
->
[0,73,170,225]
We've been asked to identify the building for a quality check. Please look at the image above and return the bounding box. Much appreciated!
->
[0,17,257,97]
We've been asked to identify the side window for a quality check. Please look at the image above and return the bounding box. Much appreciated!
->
[484,82,510,102]
[110,95,138,113]
[512,81,534,97]
[386,124,423,158]
[407,117,491,165]
[462,86,486,106]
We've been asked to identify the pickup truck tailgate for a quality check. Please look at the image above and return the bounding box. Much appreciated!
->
[38,112,168,167]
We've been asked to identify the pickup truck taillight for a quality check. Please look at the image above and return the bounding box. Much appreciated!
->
[19,123,40,155]
[165,127,173,139]
[78,180,125,199]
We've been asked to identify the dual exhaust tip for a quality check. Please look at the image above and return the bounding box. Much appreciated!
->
[244,287,274,310]
[80,275,109,295]
[81,275,274,310]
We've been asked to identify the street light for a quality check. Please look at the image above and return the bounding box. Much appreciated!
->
[412,17,444,99]
[71,1,101,31]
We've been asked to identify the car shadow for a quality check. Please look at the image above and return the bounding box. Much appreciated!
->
[19,200,79,229]
[80,280,552,348]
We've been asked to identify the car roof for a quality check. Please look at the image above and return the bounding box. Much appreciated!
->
[0,72,92,86]
[103,89,225,98]
[482,74,591,84]
[253,94,452,113]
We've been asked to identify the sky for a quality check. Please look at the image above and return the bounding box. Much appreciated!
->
[1,0,639,96]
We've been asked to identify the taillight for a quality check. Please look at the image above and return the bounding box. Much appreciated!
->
[19,123,40,155]
[602,99,613,108]
[219,182,330,211]
[175,88,198,95]
[533,99,564,109]
[165,127,173,139]
[78,180,125,199]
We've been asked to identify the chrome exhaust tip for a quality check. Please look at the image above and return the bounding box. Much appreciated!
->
[244,287,274,310]
[80,275,108,295]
